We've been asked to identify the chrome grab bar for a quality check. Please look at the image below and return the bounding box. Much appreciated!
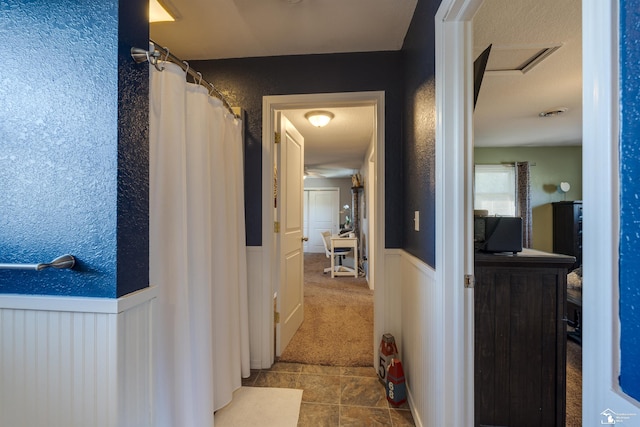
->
[0,255,76,271]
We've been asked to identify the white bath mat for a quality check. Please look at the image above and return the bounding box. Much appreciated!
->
[214,387,303,427]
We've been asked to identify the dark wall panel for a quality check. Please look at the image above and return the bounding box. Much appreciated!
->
[117,0,150,297]
[401,0,442,267]
[192,52,404,248]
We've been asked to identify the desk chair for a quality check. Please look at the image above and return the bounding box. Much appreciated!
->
[320,231,354,275]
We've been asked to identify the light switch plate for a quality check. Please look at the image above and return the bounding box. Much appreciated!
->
[414,211,420,231]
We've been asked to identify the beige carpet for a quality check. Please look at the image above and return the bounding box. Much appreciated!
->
[278,253,374,367]
[214,387,302,427]
[566,338,582,426]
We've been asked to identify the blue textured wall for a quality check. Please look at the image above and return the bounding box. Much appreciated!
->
[401,0,442,267]
[0,0,149,298]
[192,52,405,249]
[618,0,640,401]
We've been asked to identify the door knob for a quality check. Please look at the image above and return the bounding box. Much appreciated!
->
[302,236,309,242]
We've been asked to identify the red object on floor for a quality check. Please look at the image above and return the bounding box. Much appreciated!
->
[386,358,407,406]
[378,333,398,382]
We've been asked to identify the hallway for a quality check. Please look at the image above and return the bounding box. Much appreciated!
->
[243,362,415,426]
[256,251,413,425]
[278,253,373,366]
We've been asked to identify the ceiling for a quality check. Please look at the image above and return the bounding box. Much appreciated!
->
[150,0,582,177]
[473,0,582,147]
[285,106,375,179]
[152,0,417,60]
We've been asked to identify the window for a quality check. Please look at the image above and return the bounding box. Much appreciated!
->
[474,164,516,216]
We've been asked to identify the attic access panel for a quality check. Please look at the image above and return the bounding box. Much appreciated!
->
[483,45,561,74]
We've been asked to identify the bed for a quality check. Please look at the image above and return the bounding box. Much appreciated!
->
[566,265,582,343]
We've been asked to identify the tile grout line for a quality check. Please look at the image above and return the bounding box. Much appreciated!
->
[254,362,413,425]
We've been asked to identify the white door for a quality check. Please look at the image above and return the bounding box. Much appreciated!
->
[305,189,339,253]
[366,149,375,287]
[303,191,310,252]
[276,114,305,355]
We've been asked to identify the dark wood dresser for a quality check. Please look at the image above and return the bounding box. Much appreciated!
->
[552,201,582,270]
[474,249,575,427]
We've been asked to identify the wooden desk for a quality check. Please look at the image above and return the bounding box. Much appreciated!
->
[330,235,358,278]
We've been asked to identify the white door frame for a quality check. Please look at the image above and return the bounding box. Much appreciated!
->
[261,91,385,367]
[437,0,637,424]
[582,1,640,422]
[435,1,483,424]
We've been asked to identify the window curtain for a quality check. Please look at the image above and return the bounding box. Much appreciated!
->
[150,62,250,426]
[515,161,532,247]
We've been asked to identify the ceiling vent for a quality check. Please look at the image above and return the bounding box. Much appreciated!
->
[482,44,561,75]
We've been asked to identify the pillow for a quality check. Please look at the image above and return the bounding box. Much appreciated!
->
[572,265,582,277]
[567,271,582,290]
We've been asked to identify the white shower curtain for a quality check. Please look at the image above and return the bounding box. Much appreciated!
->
[150,62,250,426]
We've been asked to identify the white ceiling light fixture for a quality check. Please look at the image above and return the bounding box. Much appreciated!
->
[150,0,175,23]
[305,110,335,128]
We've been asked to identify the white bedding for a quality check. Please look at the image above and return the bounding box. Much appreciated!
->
[567,266,582,304]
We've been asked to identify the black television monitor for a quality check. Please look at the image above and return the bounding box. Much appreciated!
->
[475,216,523,254]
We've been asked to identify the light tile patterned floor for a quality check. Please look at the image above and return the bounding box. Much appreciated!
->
[242,362,415,426]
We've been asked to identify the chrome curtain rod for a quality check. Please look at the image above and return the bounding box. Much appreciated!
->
[0,254,75,271]
[131,41,240,119]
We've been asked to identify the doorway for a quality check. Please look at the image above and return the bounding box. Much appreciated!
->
[261,91,385,365]
[436,0,627,424]
[471,1,583,424]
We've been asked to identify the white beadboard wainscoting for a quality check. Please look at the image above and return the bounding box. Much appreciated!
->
[382,249,439,427]
[400,250,438,427]
[247,245,271,369]
[0,286,157,427]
